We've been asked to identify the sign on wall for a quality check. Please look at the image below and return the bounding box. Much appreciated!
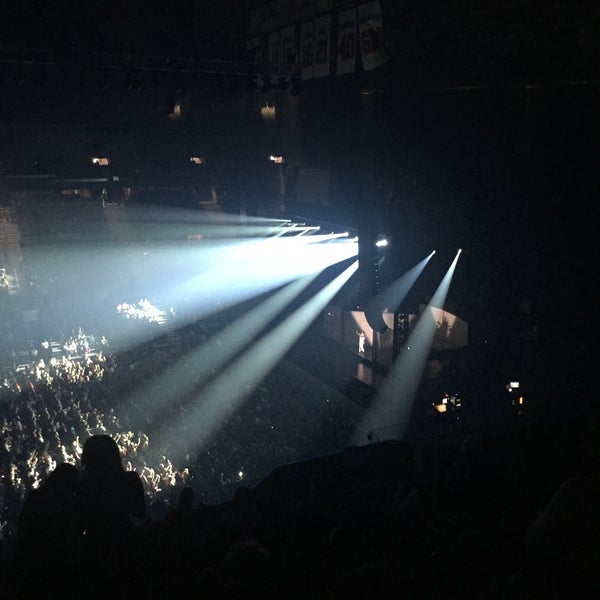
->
[300,21,315,80]
[280,25,296,78]
[268,30,282,77]
[313,14,332,78]
[336,8,357,75]
[358,1,389,71]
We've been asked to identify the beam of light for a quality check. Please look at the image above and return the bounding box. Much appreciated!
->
[363,251,434,334]
[158,235,358,329]
[105,204,293,241]
[354,249,462,444]
[273,224,321,237]
[376,251,435,313]
[294,226,322,236]
[122,271,322,426]
[120,204,289,227]
[160,259,359,458]
[23,233,358,353]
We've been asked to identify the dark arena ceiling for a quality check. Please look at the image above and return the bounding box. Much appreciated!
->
[1,1,597,122]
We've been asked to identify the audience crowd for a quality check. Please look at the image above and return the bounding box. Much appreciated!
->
[0,243,598,597]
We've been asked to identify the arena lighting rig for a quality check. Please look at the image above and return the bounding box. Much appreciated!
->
[355,248,463,443]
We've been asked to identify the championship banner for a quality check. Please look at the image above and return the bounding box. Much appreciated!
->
[247,36,263,71]
[358,1,389,71]
[268,30,282,77]
[336,7,357,75]
[280,25,296,78]
[300,21,315,80]
[313,14,331,77]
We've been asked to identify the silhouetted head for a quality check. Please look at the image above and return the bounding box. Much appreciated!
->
[581,412,600,475]
[81,434,122,475]
[233,485,252,508]
[177,486,195,512]
[44,462,79,498]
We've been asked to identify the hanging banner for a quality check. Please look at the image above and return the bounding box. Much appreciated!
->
[280,25,296,78]
[247,36,263,72]
[358,1,389,71]
[336,8,357,75]
[300,20,315,80]
[268,30,282,77]
[313,14,331,77]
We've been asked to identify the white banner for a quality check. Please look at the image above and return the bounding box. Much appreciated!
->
[280,25,296,78]
[268,30,282,77]
[300,20,315,80]
[313,14,331,77]
[336,8,357,75]
[247,36,263,71]
[358,1,389,71]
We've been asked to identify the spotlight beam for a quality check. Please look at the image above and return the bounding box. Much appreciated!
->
[162,259,359,456]
[355,249,462,443]
[158,236,358,327]
[364,251,435,332]
[123,272,321,425]
[22,232,357,353]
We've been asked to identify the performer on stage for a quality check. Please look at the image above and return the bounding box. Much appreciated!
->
[357,330,366,354]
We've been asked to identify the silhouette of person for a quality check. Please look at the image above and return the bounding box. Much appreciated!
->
[14,462,79,598]
[72,434,146,595]
[525,415,600,595]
